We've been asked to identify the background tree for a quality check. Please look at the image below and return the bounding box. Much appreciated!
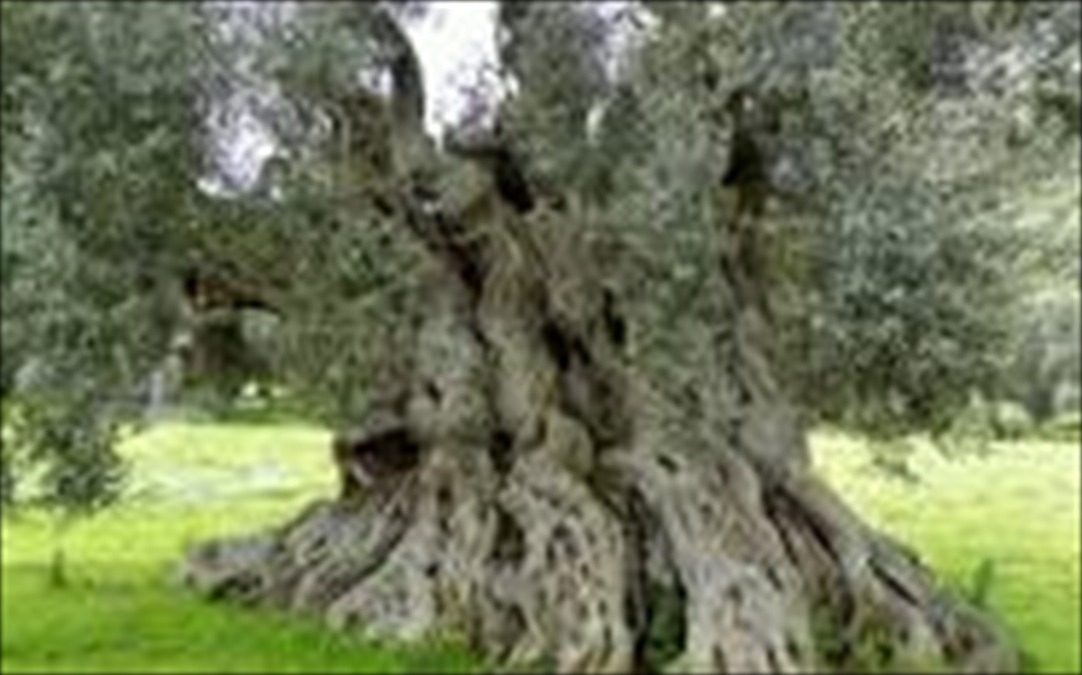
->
[2,1,1078,672]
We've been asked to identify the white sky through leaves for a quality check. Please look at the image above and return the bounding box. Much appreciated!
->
[203,1,660,193]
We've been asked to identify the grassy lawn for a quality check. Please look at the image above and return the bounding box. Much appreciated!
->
[813,430,1081,674]
[1,423,481,674]
[2,421,1078,672]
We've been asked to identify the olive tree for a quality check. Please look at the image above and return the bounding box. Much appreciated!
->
[3,1,1077,672]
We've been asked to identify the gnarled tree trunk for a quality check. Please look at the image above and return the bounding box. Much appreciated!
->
[180,143,1016,674]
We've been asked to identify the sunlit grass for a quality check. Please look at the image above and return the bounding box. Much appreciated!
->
[812,430,1081,674]
[2,421,1078,673]
[2,422,480,674]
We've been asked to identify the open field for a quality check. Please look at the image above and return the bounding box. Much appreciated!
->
[2,422,1078,673]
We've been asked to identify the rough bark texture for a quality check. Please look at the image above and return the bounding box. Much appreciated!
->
[180,147,1017,674]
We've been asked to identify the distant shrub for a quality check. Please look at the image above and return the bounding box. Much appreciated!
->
[1034,411,1081,442]
[988,401,1034,440]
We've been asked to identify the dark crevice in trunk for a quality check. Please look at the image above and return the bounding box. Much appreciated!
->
[541,320,574,370]
[444,131,536,214]
[620,486,686,674]
[656,454,679,473]
[871,557,920,608]
[492,151,536,213]
[548,523,578,564]
[209,572,262,603]
[765,645,782,672]
[641,577,688,673]
[435,484,453,520]
[538,315,628,452]
[398,195,488,300]
[540,318,594,370]
[766,489,856,625]
[601,289,627,350]
[434,212,488,298]
[764,563,785,592]
[625,488,652,672]
[489,428,515,475]
[331,426,421,500]
[768,489,839,573]
[490,506,527,568]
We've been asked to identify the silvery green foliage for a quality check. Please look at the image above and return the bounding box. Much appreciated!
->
[2,4,206,511]
[2,1,1078,512]
[553,2,1081,434]
[495,3,613,189]
[764,2,1079,432]
[1006,288,1081,422]
[200,1,440,427]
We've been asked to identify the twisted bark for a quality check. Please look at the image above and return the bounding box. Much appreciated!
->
[180,149,1016,674]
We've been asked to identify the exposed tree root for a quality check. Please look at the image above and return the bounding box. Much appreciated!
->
[182,421,1016,673]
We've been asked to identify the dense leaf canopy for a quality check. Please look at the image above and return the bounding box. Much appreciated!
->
[2,1,1078,510]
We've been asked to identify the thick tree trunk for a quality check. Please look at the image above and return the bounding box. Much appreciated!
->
[180,156,1016,673]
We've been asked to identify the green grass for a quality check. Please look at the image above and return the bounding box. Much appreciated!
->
[2,421,1078,672]
[812,430,1080,674]
[2,422,482,673]
[0,562,476,674]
